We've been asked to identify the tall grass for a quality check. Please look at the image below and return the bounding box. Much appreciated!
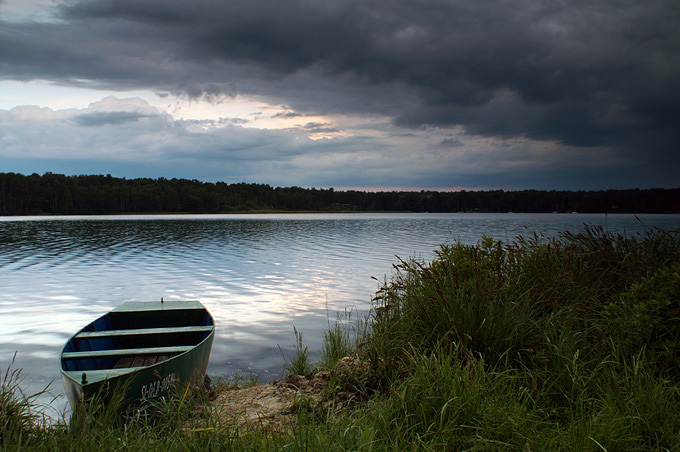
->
[280,326,315,378]
[359,226,680,450]
[2,226,679,451]
[320,309,369,370]
[0,353,54,448]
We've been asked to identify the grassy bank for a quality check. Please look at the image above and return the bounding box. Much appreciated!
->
[2,226,679,451]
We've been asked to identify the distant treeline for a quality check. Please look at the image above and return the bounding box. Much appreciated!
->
[1,172,679,215]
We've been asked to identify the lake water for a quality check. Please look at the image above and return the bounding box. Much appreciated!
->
[1,212,678,415]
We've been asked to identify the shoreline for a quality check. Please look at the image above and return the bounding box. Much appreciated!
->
[2,227,679,450]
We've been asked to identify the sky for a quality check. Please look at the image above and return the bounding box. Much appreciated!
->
[0,0,678,191]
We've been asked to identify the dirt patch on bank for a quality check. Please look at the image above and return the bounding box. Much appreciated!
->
[209,357,370,432]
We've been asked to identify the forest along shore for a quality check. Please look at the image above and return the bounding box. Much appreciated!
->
[1,172,679,215]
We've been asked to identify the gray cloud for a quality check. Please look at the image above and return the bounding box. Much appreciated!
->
[437,138,464,148]
[183,117,250,128]
[272,111,304,119]
[0,0,678,188]
[73,111,153,127]
[294,122,340,134]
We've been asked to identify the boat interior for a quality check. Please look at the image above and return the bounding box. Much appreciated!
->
[61,303,214,375]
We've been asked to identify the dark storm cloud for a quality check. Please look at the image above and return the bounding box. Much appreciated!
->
[1,0,679,186]
[272,111,304,119]
[73,111,154,127]
[438,138,464,148]
[296,122,340,134]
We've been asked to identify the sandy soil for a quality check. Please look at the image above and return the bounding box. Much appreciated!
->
[209,357,369,432]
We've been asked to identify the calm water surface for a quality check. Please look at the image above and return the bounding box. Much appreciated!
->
[1,212,678,414]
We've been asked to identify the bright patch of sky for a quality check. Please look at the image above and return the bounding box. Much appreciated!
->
[0,0,60,23]
[0,79,342,138]
[0,80,155,110]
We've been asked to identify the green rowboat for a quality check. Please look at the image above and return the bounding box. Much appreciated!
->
[60,300,215,410]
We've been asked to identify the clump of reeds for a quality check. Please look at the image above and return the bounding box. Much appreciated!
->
[0,353,55,447]
[365,227,680,378]
[1,354,31,444]
[2,371,280,451]
[356,226,680,450]
[280,326,315,378]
